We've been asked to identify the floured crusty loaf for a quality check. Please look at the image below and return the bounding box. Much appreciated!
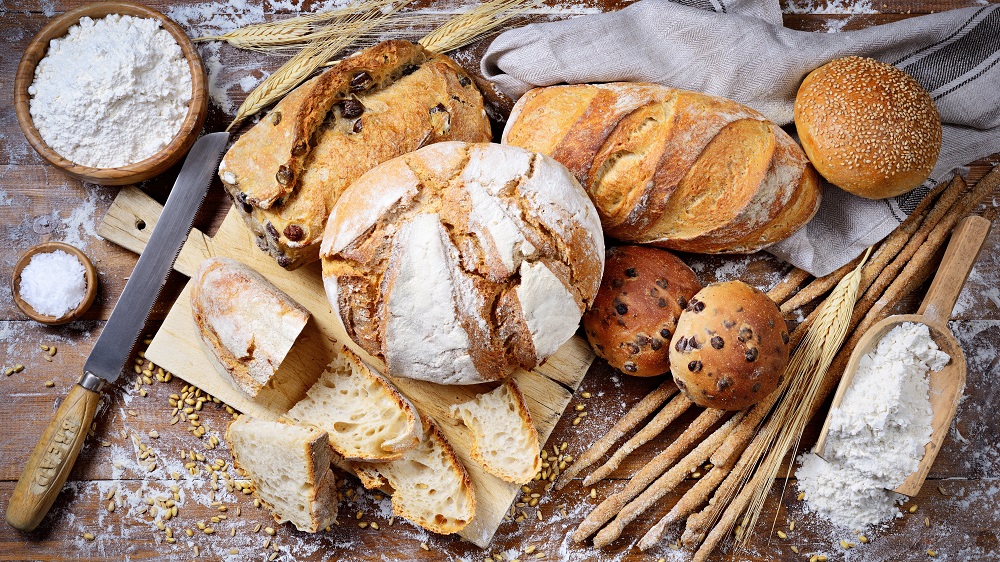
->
[283,345,421,461]
[191,257,309,398]
[353,415,476,535]
[218,40,492,270]
[226,416,338,532]
[450,379,541,484]
[321,141,605,385]
[502,82,822,253]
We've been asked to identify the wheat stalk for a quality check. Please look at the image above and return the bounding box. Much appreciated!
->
[736,247,871,547]
[418,0,541,54]
[194,0,398,51]
[227,2,405,130]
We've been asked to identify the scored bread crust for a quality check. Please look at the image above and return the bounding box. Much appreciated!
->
[282,345,421,461]
[320,141,605,385]
[225,416,338,532]
[354,415,476,535]
[190,257,310,398]
[450,379,542,484]
[502,82,822,254]
[218,40,492,270]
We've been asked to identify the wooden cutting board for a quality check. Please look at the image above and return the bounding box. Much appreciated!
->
[98,186,595,547]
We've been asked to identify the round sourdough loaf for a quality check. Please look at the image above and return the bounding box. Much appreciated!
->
[583,246,701,377]
[795,57,941,200]
[669,281,790,410]
[320,142,605,385]
[502,82,822,254]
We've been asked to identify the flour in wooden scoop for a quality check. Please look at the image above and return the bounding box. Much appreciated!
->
[796,322,950,529]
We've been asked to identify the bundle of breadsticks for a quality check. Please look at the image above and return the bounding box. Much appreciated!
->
[561,165,999,560]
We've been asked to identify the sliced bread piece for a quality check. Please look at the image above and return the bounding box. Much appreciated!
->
[191,257,310,398]
[283,346,421,461]
[225,416,338,532]
[359,416,476,534]
[450,379,542,484]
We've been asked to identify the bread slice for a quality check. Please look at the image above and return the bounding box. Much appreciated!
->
[283,346,421,461]
[191,257,310,398]
[356,416,476,535]
[225,416,338,532]
[450,379,541,484]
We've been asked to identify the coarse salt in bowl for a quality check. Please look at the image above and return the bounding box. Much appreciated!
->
[12,242,99,325]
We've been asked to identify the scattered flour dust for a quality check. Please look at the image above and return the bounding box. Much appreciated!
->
[796,322,949,530]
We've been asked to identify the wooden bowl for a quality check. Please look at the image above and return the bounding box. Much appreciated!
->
[11,242,99,325]
[13,2,208,186]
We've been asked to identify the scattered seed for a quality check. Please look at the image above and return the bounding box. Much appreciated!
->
[107,501,115,513]
[83,532,95,541]
[777,531,787,539]
[574,404,585,411]
[14,364,24,373]
[420,543,429,551]
[797,492,806,501]
[927,550,937,557]
[840,539,855,549]
[790,546,799,554]
[590,488,597,499]
[789,520,795,531]
[909,504,919,513]
[265,527,275,536]
[48,346,57,357]
[44,380,54,388]
[859,535,869,544]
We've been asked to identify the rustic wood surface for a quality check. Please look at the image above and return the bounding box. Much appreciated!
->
[1,1,999,561]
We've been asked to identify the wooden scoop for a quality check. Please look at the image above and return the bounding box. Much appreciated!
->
[814,215,991,496]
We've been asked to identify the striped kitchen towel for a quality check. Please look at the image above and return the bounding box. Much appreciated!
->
[481,0,1000,277]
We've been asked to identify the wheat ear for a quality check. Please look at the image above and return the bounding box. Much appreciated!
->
[419,0,541,54]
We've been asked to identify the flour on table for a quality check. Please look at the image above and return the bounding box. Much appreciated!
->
[28,15,192,168]
[796,322,950,529]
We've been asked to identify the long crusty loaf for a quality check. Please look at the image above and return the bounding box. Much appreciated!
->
[190,257,310,398]
[502,83,821,254]
[226,416,338,532]
[218,40,492,270]
[282,345,421,461]
[352,415,476,535]
[450,379,541,484]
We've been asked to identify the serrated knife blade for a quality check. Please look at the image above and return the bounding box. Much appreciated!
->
[6,132,229,532]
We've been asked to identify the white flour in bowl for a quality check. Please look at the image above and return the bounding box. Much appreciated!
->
[796,322,950,529]
[28,14,193,168]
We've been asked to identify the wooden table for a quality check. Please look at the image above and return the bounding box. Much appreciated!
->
[2,1,998,561]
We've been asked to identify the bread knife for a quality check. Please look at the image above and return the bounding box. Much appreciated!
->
[5,132,229,532]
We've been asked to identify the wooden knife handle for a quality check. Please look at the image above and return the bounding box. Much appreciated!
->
[5,379,101,532]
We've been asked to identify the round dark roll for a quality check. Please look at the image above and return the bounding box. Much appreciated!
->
[583,245,702,377]
[669,281,790,410]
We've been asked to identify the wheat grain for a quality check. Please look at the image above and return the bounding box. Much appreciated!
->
[419,0,541,54]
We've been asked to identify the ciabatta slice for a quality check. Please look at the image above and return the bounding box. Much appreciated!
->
[283,346,420,461]
[360,416,476,534]
[451,379,541,484]
[191,257,309,398]
[225,416,338,532]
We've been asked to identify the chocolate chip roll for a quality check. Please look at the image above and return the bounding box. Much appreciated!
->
[669,281,790,410]
[583,245,702,377]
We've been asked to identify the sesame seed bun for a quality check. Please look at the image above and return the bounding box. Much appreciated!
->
[794,56,942,200]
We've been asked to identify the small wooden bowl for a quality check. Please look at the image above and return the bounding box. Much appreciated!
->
[11,242,99,325]
[14,2,208,186]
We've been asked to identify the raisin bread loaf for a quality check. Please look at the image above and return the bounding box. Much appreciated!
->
[502,82,822,254]
[226,416,338,532]
[283,346,421,461]
[218,40,492,270]
[321,141,605,385]
[450,379,541,484]
[191,257,310,398]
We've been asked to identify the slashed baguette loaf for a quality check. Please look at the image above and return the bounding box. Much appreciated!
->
[450,379,541,484]
[226,416,338,532]
[218,40,492,270]
[352,416,476,535]
[282,345,421,461]
[502,83,822,253]
[190,257,309,398]
[321,141,605,384]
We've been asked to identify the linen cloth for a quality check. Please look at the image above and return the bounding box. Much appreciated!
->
[481,0,1000,276]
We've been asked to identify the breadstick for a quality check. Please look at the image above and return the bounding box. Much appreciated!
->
[765,267,810,305]
[639,467,727,551]
[555,381,677,490]
[780,176,954,314]
[572,407,727,543]
[691,456,770,562]
[593,412,745,548]
[583,393,693,486]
